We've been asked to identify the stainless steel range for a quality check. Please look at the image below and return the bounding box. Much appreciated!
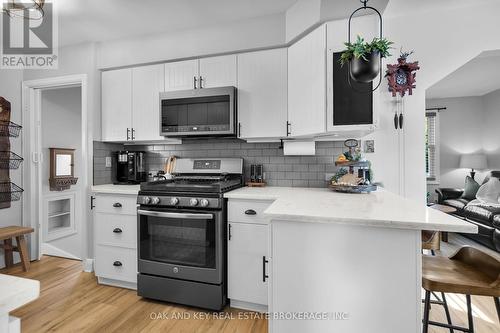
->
[137,158,243,310]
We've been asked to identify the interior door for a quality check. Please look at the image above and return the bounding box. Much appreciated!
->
[228,222,268,305]
[102,69,132,141]
[132,64,165,141]
[164,60,199,91]
[287,25,327,137]
[199,55,237,88]
[238,49,288,139]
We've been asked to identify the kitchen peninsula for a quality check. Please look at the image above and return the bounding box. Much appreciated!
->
[224,187,477,333]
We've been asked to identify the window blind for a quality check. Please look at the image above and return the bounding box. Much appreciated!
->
[426,112,437,181]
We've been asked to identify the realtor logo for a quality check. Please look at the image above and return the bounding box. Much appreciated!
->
[1,1,58,69]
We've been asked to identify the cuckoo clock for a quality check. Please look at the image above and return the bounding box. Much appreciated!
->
[386,51,420,97]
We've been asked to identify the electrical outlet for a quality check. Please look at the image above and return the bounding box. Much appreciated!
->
[105,156,112,168]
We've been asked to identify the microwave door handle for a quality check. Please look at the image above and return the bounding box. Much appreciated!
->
[137,210,213,220]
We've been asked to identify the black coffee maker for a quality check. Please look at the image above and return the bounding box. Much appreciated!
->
[114,151,147,184]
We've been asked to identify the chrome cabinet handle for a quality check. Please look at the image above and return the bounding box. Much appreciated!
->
[199,76,203,89]
[193,76,198,89]
[126,128,130,140]
[113,202,122,208]
[131,128,136,140]
[113,261,122,267]
[262,256,269,282]
[138,210,213,220]
[238,122,241,137]
[113,228,122,233]
[228,223,232,240]
[286,121,291,136]
[245,209,257,215]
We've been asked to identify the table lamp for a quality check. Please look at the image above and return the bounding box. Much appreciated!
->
[459,153,487,180]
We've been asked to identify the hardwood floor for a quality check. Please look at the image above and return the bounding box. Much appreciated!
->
[1,256,267,333]
[1,233,498,333]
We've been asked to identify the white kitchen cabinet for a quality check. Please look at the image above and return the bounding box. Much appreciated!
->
[93,193,138,290]
[228,222,269,310]
[199,55,237,88]
[288,24,327,137]
[164,59,199,91]
[102,69,132,142]
[237,49,287,139]
[132,64,164,141]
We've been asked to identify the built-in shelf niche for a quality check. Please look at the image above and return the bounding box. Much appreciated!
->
[44,193,76,241]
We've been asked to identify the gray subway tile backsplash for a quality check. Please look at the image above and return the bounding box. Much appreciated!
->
[93,139,345,188]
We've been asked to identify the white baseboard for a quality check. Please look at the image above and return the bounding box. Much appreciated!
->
[41,243,80,260]
[83,259,94,272]
[229,299,268,313]
[97,276,137,290]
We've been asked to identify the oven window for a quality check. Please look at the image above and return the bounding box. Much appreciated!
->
[140,213,216,269]
[161,95,230,133]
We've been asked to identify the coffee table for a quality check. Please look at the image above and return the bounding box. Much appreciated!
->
[430,204,458,242]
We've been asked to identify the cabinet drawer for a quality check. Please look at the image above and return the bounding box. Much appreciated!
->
[95,213,137,249]
[95,194,137,215]
[228,199,273,224]
[95,245,137,283]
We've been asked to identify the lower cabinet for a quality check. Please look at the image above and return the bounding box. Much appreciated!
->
[228,199,271,312]
[93,193,138,289]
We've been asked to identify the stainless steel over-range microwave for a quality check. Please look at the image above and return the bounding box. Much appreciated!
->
[159,86,237,138]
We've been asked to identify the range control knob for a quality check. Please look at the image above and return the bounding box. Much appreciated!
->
[170,197,179,206]
[142,196,151,205]
[189,198,199,207]
[151,197,160,205]
[200,199,209,207]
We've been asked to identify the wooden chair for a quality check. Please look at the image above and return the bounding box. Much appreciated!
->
[422,246,500,333]
[0,226,34,271]
[422,230,440,255]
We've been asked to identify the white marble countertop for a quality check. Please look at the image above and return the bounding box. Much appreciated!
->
[91,184,140,195]
[224,187,477,233]
[0,274,40,315]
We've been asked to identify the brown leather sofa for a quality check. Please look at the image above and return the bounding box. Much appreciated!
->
[435,171,500,252]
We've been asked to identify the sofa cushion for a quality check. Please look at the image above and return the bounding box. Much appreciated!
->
[476,177,500,205]
[463,204,500,225]
[442,198,469,212]
[492,215,500,229]
[461,176,480,200]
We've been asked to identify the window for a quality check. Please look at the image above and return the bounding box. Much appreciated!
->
[425,112,439,183]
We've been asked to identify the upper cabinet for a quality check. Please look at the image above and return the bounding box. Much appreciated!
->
[326,17,378,134]
[164,55,237,91]
[102,64,170,142]
[102,69,132,142]
[237,49,287,140]
[287,25,327,137]
[199,55,237,88]
[164,59,199,91]
[132,64,165,141]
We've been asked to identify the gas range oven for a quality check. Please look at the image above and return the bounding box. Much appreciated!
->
[137,158,243,310]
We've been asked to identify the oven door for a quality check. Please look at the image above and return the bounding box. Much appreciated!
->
[137,208,224,284]
[159,86,236,137]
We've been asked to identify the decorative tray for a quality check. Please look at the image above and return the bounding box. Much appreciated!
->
[328,184,377,194]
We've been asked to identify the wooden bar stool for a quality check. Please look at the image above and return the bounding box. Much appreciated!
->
[0,226,34,271]
[422,246,500,333]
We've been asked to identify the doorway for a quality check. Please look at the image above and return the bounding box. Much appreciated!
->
[22,75,89,265]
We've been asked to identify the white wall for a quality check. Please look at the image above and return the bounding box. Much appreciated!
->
[426,97,487,201]
[482,89,500,169]
[0,70,23,268]
[40,87,83,259]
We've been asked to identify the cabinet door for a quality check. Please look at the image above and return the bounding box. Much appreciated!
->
[288,25,327,137]
[102,69,132,141]
[164,59,199,91]
[238,49,287,139]
[199,55,237,88]
[228,223,268,305]
[132,64,165,141]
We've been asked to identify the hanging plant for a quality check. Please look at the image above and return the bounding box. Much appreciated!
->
[340,36,393,83]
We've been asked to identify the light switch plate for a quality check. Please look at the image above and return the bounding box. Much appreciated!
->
[105,156,112,168]
[364,140,375,153]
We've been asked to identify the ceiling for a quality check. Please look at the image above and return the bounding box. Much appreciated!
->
[426,51,500,99]
[57,0,299,47]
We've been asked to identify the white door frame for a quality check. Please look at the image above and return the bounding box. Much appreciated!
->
[22,74,89,262]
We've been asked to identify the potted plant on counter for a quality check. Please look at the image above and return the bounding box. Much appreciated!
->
[340,35,393,83]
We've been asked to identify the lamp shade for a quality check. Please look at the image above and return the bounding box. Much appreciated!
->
[459,154,487,170]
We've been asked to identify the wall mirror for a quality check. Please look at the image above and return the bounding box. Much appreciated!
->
[49,148,78,191]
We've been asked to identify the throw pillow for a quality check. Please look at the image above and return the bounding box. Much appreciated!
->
[476,177,500,205]
[461,176,480,200]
